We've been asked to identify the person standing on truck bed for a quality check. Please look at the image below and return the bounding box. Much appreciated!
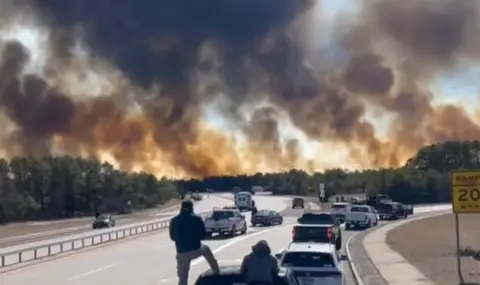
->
[169,200,220,285]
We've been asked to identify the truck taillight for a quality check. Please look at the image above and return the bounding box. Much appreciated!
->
[292,228,296,239]
[327,227,333,239]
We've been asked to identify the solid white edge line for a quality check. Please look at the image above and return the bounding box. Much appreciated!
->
[346,210,451,285]
[346,231,364,285]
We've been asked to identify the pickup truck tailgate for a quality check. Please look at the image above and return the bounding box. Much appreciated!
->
[346,212,367,222]
[205,218,230,228]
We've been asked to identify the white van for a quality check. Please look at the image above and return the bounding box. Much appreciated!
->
[234,191,253,211]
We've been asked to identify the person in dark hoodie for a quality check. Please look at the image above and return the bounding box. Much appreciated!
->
[240,240,280,285]
[169,200,220,285]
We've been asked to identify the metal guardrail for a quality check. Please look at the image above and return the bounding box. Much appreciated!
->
[0,211,212,268]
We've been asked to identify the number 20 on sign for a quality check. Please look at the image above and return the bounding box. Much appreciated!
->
[452,171,480,213]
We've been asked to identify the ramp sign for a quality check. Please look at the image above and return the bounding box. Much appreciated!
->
[452,171,480,213]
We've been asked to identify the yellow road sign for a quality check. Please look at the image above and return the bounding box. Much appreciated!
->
[452,171,480,213]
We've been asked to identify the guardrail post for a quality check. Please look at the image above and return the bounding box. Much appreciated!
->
[2,255,5,267]
[34,248,37,259]
[19,251,22,263]
[48,245,51,255]
[60,243,64,253]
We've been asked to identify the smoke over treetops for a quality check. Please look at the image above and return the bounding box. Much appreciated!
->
[0,0,478,178]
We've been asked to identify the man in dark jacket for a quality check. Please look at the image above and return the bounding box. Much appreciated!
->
[240,240,279,285]
[169,200,219,285]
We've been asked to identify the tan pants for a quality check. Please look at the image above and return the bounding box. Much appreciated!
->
[176,244,220,285]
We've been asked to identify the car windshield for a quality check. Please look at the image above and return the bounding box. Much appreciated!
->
[298,213,334,224]
[211,211,234,219]
[349,206,369,213]
[257,210,270,215]
[282,252,335,268]
[96,215,108,220]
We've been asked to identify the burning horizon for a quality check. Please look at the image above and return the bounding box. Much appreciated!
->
[0,0,479,178]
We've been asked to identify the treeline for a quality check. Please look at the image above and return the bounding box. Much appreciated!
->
[180,141,480,204]
[0,156,177,223]
[1,140,478,223]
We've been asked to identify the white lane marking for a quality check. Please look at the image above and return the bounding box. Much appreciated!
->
[156,244,172,250]
[191,224,292,267]
[68,262,121,281]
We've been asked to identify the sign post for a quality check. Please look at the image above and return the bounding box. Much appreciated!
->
[451,170,480,284]
[319,183,325,209]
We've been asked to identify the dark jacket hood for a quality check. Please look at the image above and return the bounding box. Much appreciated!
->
[251,240,271,256]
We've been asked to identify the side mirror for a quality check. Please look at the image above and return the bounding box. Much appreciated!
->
[339,254,348,261]
[275,253,283,260]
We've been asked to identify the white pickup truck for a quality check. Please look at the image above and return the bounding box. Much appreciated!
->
[345,205,378,230]
[204,209,247,238]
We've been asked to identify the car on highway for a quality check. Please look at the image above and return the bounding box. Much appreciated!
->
[276,242,345,285]
[234,191,254,211]
[292,197,305,209]
[204,208,247,238]
[191,192,203,201]
[401,203,414,216]
[251,209,284,226]
[92,214,115,229]
[330,202,349,222]
[295,212,342,250]
[376,202,408,220]
[194,264,299,285]
[345,205,378,229]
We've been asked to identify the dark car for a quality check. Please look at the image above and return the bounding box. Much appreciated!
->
[295,212,342,250]
[92,214,115,229]
[191,193,203,201]
[401,203,414,216]
[376,202,407,220]
[251,210,284,226]
[292,197,305,209]
[194,264,299,285]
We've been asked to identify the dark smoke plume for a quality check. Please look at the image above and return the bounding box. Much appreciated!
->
[0,0,478,177]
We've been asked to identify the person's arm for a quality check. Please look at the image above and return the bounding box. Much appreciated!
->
[240,255,248,276]
[196,216,207,240]
[271,256,280,274]
[169,217,177,241]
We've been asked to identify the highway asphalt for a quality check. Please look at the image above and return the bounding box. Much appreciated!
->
[0,194,364,285]
[0,196,227,248]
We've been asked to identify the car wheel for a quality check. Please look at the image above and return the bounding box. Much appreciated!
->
[230,226,236,237]
[240,223,247,234]
[279,218,283,225]
[92,225,97,229]
[206,232,213,239]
